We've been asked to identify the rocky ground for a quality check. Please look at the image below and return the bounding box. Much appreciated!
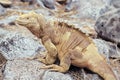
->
[0,0,120,80]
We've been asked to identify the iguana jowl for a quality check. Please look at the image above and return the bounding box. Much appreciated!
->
[15,12,117,80]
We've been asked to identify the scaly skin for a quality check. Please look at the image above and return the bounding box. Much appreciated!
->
[15,12,117,80]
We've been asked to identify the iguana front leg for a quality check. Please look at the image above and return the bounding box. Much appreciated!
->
[37,39,57,65]
[40,52,71,73]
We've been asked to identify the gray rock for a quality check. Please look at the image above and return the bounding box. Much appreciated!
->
[103,0,120,8]
[0,5,6,16]
[95,9,120,44]
[93,39,120,59]
[69,0,106,19]
[93,39,109,56]
[0,15,18,24]
[65,0,77,12]
[20,0,36,5]
[0,53,7,66]
[112,0,120,8]
[0,24,45,60]
[67,67,102,80]
[41,0,55,9]
[4,59,73,80]
[0,0,12,8]
[99,5,113,15]
[3,59,45,80]
[42,71,72,80]
[0,67,4,80]
[99,0,120,15]
[20,0,33,2]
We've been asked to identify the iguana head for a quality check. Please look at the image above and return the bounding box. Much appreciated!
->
[15,11,46,37]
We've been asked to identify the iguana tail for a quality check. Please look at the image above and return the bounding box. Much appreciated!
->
[88,59,117,80]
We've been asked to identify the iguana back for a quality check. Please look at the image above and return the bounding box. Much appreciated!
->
[53,21,92,54]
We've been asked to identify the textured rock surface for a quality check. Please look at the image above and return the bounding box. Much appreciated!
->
[103,0,120,8]
[41,0,55,9]
[0,5,6,16]
[111,0,120,8]
[0,53,6,80]
[65,0,79,12]
[0,68,3,80]
[0,15,18,24]
[67,66,102,80]
[94,39,120,59]
[95,9,120,44]
[0,0,12,7]
[4,59,73,80]
[0,24,45,60]
[42,71,72,80]
[70,0,106,19]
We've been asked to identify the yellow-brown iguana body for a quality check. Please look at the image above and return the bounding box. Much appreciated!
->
[15,12,117,80]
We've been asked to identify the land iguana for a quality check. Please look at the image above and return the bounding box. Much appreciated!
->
[15,12,117,80]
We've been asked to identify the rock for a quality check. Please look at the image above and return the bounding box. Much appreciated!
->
[0,24,45,60]
[0,53,6,80]
[21,0,33,2]
[41,0,55,9]
[0,68,3,80]
[0,15,18,24]
[111,0,120,8]
[69,0,106,19]
[42,71,72,80]
[67,66,82,80]
[95,9,120,44]
[65,0,79,12]
[99,5,113,15]
[20,0,37,5]
[4,59,45,80]
[0,0,12,8]
[67,66,102,80]
[0,5,6,16]
[0,53,7,67]
[99,0,120,15]
[103,0,120,8]
[4,59,73,80]
[93,39,120,59]
[20,0,33,4]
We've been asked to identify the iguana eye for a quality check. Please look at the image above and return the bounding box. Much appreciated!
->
[26,17,29,19]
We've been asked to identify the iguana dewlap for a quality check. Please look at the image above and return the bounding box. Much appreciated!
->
[15,12,117,80]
